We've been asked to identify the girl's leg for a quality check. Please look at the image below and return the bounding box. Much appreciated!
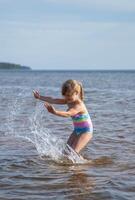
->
[67,132,77,147]
[63,132,77,156]
[72,133,92,154]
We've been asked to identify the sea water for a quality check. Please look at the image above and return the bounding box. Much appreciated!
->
[0,70,135,200]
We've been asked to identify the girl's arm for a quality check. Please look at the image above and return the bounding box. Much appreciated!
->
[39,96,66,104]
[44,102,81,117]
[33,90,66,104]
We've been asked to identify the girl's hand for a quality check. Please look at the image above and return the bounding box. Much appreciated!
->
[33,90,40,99]
[44,102,56,114]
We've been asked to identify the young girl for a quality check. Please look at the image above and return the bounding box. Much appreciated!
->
[33,79,93,158]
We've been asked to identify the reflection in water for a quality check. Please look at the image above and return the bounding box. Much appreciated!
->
[66,170,95,200]
[48,163,95,200]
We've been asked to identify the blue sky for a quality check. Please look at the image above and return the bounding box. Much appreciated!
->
[0,0,135,70]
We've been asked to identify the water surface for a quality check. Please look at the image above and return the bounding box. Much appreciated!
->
[0,70,135,199]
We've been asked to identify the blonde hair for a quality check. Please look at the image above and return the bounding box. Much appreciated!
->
[61,79,84,100]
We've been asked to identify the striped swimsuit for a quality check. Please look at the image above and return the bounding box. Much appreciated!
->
[72,113,93,135]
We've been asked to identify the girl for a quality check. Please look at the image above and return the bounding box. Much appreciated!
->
[33,79,93,158]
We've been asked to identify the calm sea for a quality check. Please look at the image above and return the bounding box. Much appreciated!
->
[0,70,135,200]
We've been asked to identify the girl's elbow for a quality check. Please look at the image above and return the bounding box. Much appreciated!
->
[66,112,73,117]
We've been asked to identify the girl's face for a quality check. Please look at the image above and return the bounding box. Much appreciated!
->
[64,92,79,103]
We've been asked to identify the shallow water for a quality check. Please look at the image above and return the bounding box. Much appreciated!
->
[0,70,135,199]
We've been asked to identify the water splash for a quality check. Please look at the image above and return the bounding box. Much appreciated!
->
[6,90,84,164]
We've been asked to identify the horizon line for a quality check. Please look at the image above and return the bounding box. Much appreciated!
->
[31,68,135,71]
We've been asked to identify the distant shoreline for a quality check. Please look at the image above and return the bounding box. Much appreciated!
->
[0,62,31,70]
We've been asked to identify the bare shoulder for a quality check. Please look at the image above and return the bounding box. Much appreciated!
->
[78,101,88,113]
[73,101,86,113]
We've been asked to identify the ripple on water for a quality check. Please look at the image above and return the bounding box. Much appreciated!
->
[0,71,135,199]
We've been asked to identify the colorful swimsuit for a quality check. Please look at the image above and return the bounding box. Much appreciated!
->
[72,113,93,135]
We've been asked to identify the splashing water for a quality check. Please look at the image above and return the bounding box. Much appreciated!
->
[6,90,84,164]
